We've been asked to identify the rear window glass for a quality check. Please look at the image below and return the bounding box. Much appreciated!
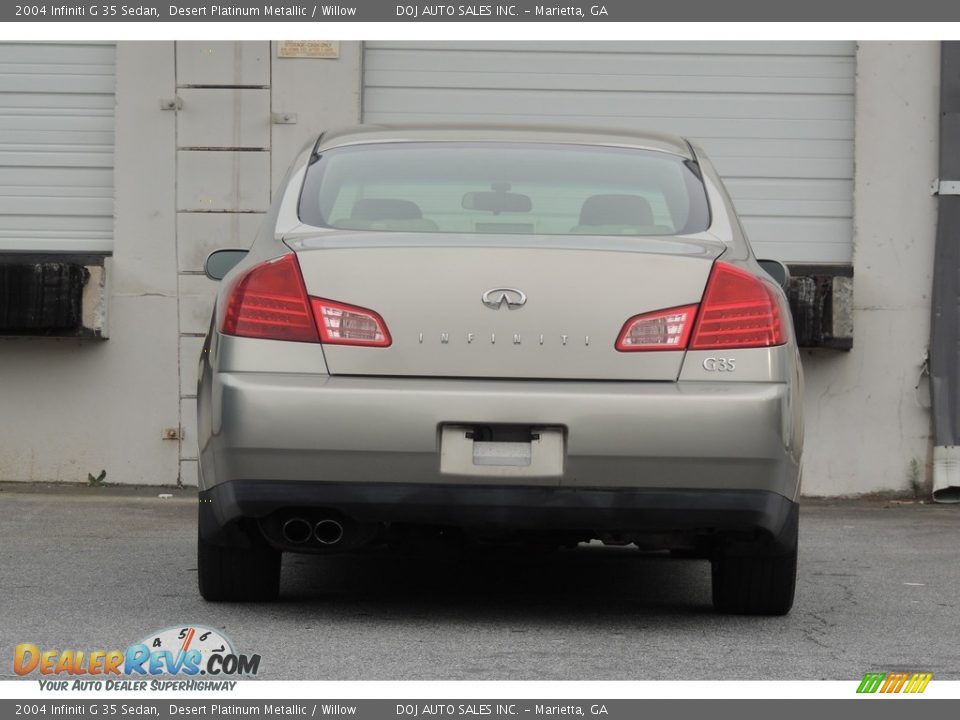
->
[298,142,710,237]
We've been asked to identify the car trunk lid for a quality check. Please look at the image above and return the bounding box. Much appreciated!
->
[289,232,725,381]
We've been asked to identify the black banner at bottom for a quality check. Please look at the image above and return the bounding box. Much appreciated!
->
[1,699,958,720]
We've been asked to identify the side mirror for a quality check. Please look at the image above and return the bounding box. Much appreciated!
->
[204,249,249,281]
[758,259,790,290]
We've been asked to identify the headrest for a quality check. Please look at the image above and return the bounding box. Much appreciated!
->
[578,194,654,226]
[351,198,423,221]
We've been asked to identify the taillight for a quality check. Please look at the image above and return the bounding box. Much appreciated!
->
[221,254,319,343]
[615,262,786,352]
[310,298,392,347]
[220,254,392,347]
[615,305,698,351]
[689,262,785,350]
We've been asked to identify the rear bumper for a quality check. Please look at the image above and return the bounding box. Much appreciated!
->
[199,373,802,498]
[200,480,798,542]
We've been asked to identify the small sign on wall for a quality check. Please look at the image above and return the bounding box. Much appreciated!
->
[277,41,340,59]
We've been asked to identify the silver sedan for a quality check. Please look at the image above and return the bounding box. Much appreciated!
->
[197,125,803,614]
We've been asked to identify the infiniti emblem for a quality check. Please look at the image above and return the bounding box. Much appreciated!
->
[482,287,527,309]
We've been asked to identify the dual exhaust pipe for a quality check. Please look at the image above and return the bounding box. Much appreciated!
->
[281,517,344,546]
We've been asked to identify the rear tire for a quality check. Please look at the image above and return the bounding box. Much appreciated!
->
[197,513,281,602]
[711,505,798,616]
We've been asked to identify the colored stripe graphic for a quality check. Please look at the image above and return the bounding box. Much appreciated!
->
[857,673,886,693]
[904,673,933,693]
[883,672,909,693]
[857,672,932,694]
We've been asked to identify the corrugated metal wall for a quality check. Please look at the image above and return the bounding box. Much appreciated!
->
[0,42,115,253]
[362,41,855,263]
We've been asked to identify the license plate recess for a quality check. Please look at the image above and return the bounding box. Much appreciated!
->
[439,425,565,478]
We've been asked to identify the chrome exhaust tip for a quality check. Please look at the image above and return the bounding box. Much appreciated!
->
[281,517,313,545]
[314,519,345,545]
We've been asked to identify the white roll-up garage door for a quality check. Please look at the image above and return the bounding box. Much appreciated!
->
[0,42,115,253]
[362,41,855,264]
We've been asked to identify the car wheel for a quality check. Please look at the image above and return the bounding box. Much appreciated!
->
[711,505,798,616]
[197,512,281,602]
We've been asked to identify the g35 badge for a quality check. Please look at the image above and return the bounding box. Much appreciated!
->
[703,357,736,372]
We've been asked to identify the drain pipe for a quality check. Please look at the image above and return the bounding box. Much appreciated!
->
[930,41,960,502]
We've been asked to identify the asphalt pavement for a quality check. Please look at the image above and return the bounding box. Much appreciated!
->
[1,483,958,681]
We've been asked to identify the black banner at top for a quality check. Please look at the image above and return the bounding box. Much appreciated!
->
[6,0,960,22]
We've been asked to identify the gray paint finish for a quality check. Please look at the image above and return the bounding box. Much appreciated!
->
[198,127,802,505]
[204,370,799,497]
[295,243,720,380]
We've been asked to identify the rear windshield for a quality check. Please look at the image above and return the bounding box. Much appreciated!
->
[298,142,710,237]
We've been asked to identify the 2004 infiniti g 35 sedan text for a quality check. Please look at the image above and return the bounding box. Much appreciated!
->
[197,125,803,614]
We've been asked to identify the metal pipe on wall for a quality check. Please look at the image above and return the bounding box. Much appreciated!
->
[930,41,960,502]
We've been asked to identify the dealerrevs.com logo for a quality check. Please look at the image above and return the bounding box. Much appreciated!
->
[15,625,260,691]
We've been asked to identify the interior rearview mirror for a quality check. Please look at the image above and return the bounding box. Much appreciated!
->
[462,191,532,214]
[204,249,249,281]
[758,259,790,290]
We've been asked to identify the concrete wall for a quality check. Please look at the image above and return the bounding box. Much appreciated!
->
[0,41,362,487]
[801,42,940,496]
[0,43,181,485]
[270,40,363,194]
[175,41,362,487]
[0,41,942,495]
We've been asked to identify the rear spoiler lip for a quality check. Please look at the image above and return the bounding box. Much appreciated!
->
[282,229,729,260]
